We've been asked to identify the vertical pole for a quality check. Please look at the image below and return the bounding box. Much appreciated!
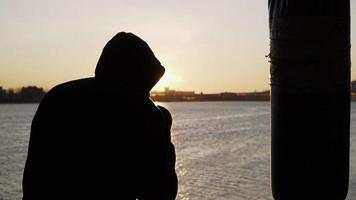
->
[269,1,350,199]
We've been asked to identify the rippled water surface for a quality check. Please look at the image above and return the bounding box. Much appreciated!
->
[1,102,356,199]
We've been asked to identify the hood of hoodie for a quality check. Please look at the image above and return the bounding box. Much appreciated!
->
[95,32,165,93]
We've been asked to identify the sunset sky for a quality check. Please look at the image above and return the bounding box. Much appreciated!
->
[1,1,355,93]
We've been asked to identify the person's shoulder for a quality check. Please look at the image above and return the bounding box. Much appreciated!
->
[49,78,94,95]
[157,105,171,119]
[142,99,172,123]
[41,78,95,104]
[157,105,172,128]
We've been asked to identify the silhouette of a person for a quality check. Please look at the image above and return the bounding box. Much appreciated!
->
[22,32,178,200]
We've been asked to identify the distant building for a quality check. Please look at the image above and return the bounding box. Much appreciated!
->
[164,88,195,96]
[151,88,195,96]
[151,88,196,101]
[0,87,6,102]
[150,88,270,102]
[6,89,16,102]
[19,86,45,102]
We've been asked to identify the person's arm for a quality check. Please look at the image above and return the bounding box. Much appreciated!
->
[157,105,178,199]
[22,94,54,199]
[138,104,177,200]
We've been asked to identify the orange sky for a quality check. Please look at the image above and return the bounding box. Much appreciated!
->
[0,1,355,93]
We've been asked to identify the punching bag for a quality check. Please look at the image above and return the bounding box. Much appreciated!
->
[269,1,350,199]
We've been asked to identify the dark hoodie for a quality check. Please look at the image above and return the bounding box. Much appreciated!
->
[22,32,177,200]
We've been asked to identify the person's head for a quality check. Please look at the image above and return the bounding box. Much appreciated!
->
[95,32,165,93]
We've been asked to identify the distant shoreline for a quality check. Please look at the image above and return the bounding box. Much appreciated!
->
[2,86,356,103]
[4,99,356,104]
[0,99,271,104]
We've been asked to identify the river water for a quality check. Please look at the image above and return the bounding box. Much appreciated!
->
[0,102,355,199]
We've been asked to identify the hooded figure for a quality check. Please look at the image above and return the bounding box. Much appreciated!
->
[22,32,178,200]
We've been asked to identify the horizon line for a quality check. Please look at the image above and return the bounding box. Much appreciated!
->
[0,84,270,94]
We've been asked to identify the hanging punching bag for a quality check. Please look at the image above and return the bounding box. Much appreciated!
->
[269,0,350,199]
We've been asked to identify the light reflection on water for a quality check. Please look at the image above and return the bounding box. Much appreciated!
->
[158,102,272,200]
[0,102,356,200]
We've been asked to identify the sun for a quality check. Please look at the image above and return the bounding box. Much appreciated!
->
[153,71,179,91]
[160,73,174,86]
